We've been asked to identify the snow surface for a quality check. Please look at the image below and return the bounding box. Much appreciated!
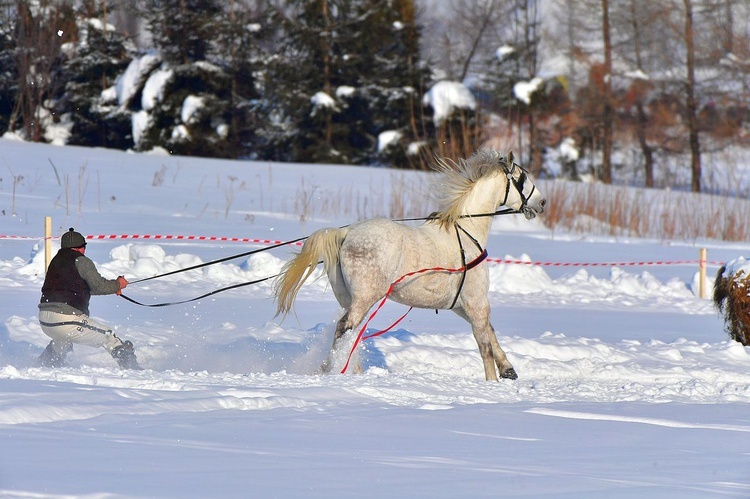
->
[514,77,544,105]
[311,91,338,114]
[559,136,580,162]
[115,53,161,107]
[181,95,205,125]
[141,68,173,112]
[422,80,476,124]
[725,256,750,278]
[377,130,402,152]
[0,139,749,498]
[496,44,515,61]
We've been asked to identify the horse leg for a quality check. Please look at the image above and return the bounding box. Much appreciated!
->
[319,311,351,373]
[319,302,371,374]
[320,261,360,373]
[453,305,517,381]
[488,323,517,380]
[475,330,500,381]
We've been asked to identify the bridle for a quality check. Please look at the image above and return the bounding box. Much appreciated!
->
[499,157,536,214]
[447,156,537,308]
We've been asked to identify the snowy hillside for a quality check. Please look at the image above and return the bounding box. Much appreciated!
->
[0,139,749,498]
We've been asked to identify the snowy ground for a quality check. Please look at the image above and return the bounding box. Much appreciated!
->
[1,139,749,498]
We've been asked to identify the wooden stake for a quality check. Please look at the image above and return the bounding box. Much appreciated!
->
[698,247,707,299]
[44,216,52,273]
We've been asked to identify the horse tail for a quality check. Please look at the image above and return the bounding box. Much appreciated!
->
[274,227,348,317]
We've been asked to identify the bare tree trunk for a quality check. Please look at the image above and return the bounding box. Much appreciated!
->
[629,0,654,187]
[601,0,613,184]
[636,101,654,187]
[523,0,542,175]
[683,0,701,192]
[14,0,68,142]
[529,111,539,175]
[320,0,333,152]
[723,0,733,54]
[454,0,502,82]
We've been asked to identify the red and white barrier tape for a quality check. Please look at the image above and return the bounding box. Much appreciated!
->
[0,233,723,267]
[0,235,41,241]
[0,233,304,246]
[486,257,723,267]
[85,234,304,245]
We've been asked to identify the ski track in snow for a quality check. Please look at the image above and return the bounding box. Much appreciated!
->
[526,407,750,433]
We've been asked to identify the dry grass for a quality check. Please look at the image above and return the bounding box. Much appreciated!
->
[290,171,432,222]
[286,172,750,243]
[539,180,750,242]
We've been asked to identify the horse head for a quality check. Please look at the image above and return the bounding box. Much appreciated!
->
[500,151,546,220]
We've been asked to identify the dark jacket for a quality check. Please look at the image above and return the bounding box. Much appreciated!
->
[39,249,120,316]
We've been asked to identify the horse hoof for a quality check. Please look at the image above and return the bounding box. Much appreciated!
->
[501,368,518,380]
[318,357,337,374]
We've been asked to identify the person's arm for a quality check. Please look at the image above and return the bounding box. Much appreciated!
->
[74,256,124,295]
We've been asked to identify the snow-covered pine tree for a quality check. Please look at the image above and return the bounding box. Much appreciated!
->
[0,1,18,134]
[4,0,75,142]
[353,0,432,168]
[262,0,430,167]
[137,0,261,158]
[261,0,355,164]
[212,1,264,158]
[49,3,135,149]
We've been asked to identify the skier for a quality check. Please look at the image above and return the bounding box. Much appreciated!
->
[37,228,142,370]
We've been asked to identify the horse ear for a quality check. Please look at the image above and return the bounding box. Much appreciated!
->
[507,151,514,164]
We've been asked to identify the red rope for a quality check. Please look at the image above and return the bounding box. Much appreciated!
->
[340,261,477,374]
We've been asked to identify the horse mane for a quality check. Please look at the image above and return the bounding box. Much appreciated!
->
[431,149,508,228]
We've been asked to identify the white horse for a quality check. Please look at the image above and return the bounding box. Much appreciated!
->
[274,149,546,380]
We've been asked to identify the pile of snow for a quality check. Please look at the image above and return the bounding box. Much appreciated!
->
[724,256,750,278]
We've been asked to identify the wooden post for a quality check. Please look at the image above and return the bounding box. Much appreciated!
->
[698,247,707,299]
[44,216,52,273]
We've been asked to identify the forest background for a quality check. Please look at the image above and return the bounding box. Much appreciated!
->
[0,0,749,196]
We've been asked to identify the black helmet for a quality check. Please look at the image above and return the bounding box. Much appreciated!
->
[61,228,86,249]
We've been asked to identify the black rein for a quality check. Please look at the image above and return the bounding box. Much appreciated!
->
[120,209,519,308]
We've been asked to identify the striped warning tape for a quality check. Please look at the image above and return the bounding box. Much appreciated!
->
[0,234,723,266]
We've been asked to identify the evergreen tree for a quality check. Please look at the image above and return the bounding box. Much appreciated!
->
[49,3,135,149]
[0,1,18,134]
[136,0,261,158]
[6,0,76,141]
[263,0,430,167]
[143,0,221,65]
[213,2,266,158]
[355,0,431,167]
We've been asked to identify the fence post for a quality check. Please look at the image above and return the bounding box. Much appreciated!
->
[44,216,52,273]
[698,247,707,299]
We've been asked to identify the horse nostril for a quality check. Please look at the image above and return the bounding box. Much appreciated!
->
[540,199,547,208]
